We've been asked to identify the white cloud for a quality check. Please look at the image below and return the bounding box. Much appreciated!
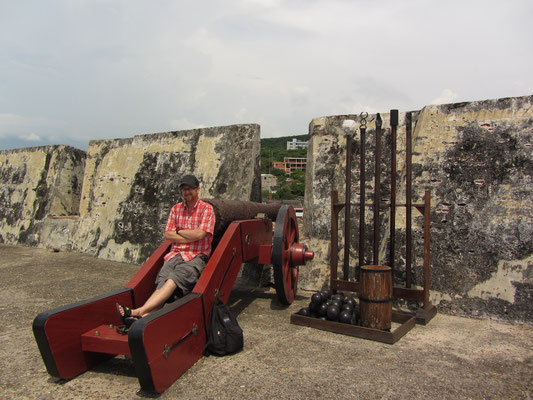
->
[289,86,311,107]
[22,132,42,142]
[235,107,248,121]
[169,118,207,131]
[512,80,533,94]
[1,1,532,148]
[0,114,64,138]
[336,101,379,116]
[0,114,19,131]
[431,89,459,105]
[241,0,283,8]
[0,114,78,148]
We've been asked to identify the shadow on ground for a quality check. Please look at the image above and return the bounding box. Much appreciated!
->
[0,244,531,400]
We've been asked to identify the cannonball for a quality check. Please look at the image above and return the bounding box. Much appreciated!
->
[326,299,333,306]
[318,303,328,317]
[311,292,323,305]
[297,307,311,317]
[326,305,340,321]
[341,303,354,313]
[338,310,352,324]
[331,299,342,309]
[309,301,320,312]
[322,289,331,299]
[345,297,357,307]
[332,294,344,303]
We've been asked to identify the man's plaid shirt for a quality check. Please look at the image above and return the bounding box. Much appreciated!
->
[164,199,215,262]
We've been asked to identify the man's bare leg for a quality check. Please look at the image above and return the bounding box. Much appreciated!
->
[121,279,177,318]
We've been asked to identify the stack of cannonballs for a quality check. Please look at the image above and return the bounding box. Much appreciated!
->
[297,290,360,325]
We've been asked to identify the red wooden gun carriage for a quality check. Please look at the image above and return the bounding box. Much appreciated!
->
[33,200,313,393]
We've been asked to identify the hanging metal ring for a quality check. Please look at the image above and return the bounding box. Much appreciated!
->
[359,112,369,129]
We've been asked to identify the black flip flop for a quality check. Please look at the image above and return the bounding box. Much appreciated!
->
[116,303,133,324]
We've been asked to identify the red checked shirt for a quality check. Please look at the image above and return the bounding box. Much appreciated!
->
[164,199,215,262]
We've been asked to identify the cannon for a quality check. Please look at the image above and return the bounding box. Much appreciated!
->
[33,200,313,393]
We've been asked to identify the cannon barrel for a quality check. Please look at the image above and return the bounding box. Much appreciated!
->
[204,199,281,237]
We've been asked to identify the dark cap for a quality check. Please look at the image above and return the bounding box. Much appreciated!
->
[179,174,200,188]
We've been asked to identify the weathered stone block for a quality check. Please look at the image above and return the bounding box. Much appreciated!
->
[74,124,261,264]
[410,96,533,322]
[0,145,86,246]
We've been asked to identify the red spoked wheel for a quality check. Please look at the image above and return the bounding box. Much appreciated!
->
[272,205,300,305]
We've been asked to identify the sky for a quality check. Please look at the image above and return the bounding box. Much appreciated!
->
[1,0,532,151]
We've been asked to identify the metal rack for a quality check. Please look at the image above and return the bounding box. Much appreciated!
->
[330,110,436,325]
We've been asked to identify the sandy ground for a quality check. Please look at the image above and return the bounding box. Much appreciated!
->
[0,243,531,400]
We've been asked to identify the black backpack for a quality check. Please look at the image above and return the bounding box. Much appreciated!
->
[204,299,243,356]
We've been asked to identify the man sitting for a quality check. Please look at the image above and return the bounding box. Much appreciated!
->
[117,174,215,324]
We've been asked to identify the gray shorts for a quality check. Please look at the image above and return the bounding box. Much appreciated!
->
[155,254,207,297]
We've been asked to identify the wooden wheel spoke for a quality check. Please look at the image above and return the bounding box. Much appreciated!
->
[273,205,299,305]
[283,263,291,287]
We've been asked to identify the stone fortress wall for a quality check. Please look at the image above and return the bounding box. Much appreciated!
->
[302,95,532,323]
[0,124,261,265]
[0,145,86,246]
[0,97,531,323]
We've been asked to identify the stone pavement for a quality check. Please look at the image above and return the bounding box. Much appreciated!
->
[0,244,531,400]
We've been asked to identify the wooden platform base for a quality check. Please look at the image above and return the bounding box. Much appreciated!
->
[81,324,130,355]
[410,304,437,325]
[416,304,437,325]
[290,311,416,344]
[393,304,438,325]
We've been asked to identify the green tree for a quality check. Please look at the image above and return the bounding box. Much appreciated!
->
[261,189,270,200]
[273,185,294,200]
[290,181,305,197]
[271,168,286,177]
[271,168,287,187]
[291,169,306,182]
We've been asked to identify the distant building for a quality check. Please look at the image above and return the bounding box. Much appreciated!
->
[286,138,308,150]
[271,157,307,176]
[284,157,307,175]
[261,173,277,192]
[271,161,283,170]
